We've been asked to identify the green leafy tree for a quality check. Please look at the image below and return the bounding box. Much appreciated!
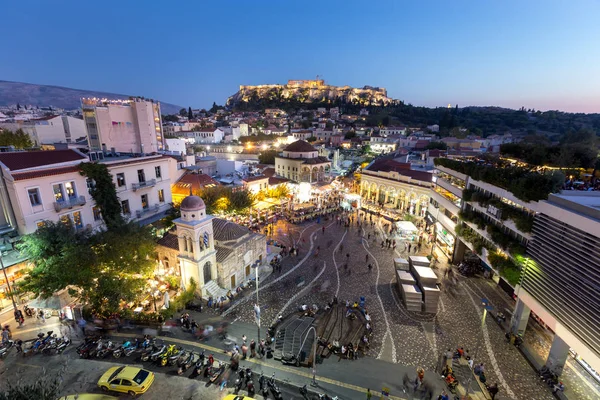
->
[0,128,33,149]
[0,366,64,400]
[258,150,279,164]
[18,221,156,316]
[210,102,219,113]
[197,186,254,215]
[162,114,179,122]
[344,130,356,139]
[361,144,372,154]
[79,162,124,230]
[425,141,448,150]
[188,107,193,119]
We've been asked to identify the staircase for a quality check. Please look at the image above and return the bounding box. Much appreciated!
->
[203,280,228,299]
[274,316,315,361]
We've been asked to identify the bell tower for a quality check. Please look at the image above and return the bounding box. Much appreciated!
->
[174,195,218,294]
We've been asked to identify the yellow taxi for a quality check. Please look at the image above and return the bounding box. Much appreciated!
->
[222,396,256,400]
[59,396,118,400]
[97,366,155,397]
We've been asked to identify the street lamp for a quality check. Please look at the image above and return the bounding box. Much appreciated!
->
[297,326,318,386]
[0,254,17,311]
[252,260,261,342]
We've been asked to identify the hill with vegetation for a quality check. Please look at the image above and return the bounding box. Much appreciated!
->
[0,80,183,114]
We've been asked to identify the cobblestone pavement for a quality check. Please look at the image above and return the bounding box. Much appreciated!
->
[224,211,560,400]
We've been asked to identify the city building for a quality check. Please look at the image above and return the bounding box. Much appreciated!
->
[171,171,220,205]
[82,97,164,153]
[513,192,600,377]
[0,149,98,236]
[242,175,269,194]
[380,126,407,136]
[186,128,224,144]
[274,140,331,183]
[100,154,174,224]
[165,195,266,297]
[359,157,433,217]
[22,115,86,145]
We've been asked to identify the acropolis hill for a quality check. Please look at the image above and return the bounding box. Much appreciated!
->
[226,79,398,108]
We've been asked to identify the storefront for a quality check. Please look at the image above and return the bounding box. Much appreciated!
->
[341,194,361,211]
[434,222,455,259]
[395,221,419,241]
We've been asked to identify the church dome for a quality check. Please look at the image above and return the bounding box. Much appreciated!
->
[180,195,205,211]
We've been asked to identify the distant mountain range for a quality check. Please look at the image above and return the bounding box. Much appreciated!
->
[0,80,183,115]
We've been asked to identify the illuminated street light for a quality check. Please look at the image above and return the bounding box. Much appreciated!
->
[227,146,232,152]
[261,144,268,150]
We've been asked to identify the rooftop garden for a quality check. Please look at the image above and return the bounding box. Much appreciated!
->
[434,157,565,202]
[463,188,535,233]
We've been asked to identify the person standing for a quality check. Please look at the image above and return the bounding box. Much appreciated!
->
[250,339,256,358]
[366,388,372,400]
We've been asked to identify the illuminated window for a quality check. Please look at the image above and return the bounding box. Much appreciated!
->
[116,173,126,187]
[141,194,149,210]
[53,184,64,202]
[121,200,130,214]
[36,221,45,229]
[73,211,83,229]
[158,189,165,203]
[60,214,70,225]
[64,181,76,199]
[93,206,102,221]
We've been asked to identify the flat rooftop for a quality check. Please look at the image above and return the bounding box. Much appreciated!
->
[548,192,600,221]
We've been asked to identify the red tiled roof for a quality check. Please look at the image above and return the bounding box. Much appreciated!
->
[12,165,81,181]
[157,231,179,250]
[366,159,432,182]
[0,149,87,171]
[262,167,276,178]
[283,140,317,152]
[414,140,430,150]
[242,175,268,182]
[173,172,220,196]
[269,176,290,186]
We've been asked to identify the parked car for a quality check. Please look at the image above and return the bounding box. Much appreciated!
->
[97,366,155,397]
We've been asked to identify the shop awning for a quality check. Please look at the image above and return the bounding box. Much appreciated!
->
[396,221,418,232]
[28,288,77,310]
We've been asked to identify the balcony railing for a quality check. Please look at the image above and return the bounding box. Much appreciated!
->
[54,196,86,212]
[136,204,160,219]
[132,179,156,191]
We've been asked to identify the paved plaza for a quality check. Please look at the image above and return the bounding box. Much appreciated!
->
[222,212,561,400]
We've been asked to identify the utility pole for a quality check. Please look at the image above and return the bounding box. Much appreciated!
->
[0,254,17,311]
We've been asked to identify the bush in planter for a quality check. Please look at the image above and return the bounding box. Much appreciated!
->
[164,275,180,291]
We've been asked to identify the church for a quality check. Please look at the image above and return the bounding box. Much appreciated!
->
[156,195,267,298]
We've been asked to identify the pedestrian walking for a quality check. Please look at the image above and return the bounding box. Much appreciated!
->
[250,339,256,358]
[381,240,385,248]
[368,263,372,272]
[366,388,372,400]
[241,343,248,359]
[190,319,198,335]
[408,243,412,252]
[38,309,46,323]
[322,226,326,234]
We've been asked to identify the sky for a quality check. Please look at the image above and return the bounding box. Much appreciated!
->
[1,0,599,113]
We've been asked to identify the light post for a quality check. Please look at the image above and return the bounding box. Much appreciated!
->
[465,298,493,397]
[0,254,17,311]
[297,326,318,386]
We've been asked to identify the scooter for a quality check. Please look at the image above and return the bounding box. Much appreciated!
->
[300,384,309,399]
[259,374,269,398]
[113,339,138,358]
[146,343,167,362]
[247,378,255,397]
[268,373,283,400]
[178,351,197,375]
[96,340,116,358]
[0,340,14,358]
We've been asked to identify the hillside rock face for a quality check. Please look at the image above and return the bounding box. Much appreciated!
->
[227,79,398,108]
[0,80,182,114]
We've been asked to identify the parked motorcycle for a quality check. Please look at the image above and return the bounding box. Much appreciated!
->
[0,340,14,358]
[77,337,99,358]
[145,342,167,362]
[112,339,138,358]
[268,373,283,400]
[177,351,197,375]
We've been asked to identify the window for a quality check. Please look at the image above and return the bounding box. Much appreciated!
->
[64,181,76,199]
[72,211,83,229]
[155,166,162,179]
[36,221,45,229]
[60,214,70,225]
[158,189,165,203]
[53,184,64,202]
[137,169,146,183]
[141,194,149,210]
[93,206,102,221]
[121,200,130,214]
[86,178,95,194]
[28,188,41,206]
[116,173,126,187]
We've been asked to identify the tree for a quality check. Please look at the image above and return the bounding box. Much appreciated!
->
[179,108,187,117]
[425,141,448,150]
[162,114,179,122]
[188,107,193,119]
[197,186,254,215]
[0,367,64,400]
[0,128,33,149]
[79,162,124,230]
[210,102,219,113]
[344,130,356,139]
[18,221,156,316]
[361,144,372,155]
[258,150,279,165]
[307,136,317,142]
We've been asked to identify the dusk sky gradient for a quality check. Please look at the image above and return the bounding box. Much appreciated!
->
[2,0,599,113]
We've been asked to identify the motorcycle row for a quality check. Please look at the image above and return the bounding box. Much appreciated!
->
[75,335,284,398]
[1,331,72,358]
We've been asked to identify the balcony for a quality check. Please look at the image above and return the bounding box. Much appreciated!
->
[132,179,156,191]
[431,190,461,216]
[436,177,463,198]
[136,204,160,219]
[54,196,86,212]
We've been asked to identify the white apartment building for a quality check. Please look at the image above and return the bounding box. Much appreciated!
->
[187,128,224,144]
[82,98,164,154]
[0,149,99,235]
[100,154,174,223]
[380,126,407,136]
[21,115,86,145]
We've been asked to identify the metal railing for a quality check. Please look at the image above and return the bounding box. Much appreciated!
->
[54,196,86,212]
[132,178,156,191]
[135,204,160,218]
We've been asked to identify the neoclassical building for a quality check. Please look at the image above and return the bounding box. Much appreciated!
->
[360,158,433,216]
[275,140,331,183]
[156,194,266,298]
